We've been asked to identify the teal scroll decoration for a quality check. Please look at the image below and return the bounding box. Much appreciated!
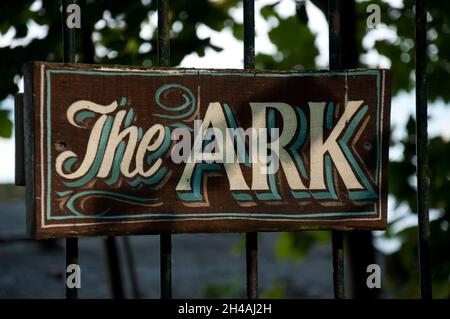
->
[153,83,196,120]
[58,190,160,218]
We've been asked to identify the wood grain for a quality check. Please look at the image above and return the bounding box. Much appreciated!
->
[23,62,391,239]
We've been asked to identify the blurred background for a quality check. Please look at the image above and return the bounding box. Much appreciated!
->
[0,0,449,298]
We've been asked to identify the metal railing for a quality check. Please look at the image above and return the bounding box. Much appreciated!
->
[62,0,78,300]
[415,0,432,299]
[48,0,433,299]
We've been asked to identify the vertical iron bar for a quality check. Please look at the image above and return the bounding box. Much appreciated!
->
[62,0,76,63]
[105,237,125,299]
[157,0,172,300]
[65,238,78,299]
[158,0,170,68]
[14,93,25,186]
[160,233,172,299]
[332,231,345,298]
[328,0,345,299]
[328,0,341,70]
[243,0,258,300]
[415,0,432,299]
[246,232,258,299]
[122,237,141,298]
[244,0,255,69]
[62,0,78,300]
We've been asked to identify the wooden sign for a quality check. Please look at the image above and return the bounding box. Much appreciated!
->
[23,62,391,239]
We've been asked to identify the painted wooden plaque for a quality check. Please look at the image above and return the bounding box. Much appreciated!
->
[23,62,391,238]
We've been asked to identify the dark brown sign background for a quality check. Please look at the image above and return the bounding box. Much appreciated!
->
[23,62,391,239]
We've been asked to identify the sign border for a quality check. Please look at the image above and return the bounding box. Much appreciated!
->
[24,62,390,238]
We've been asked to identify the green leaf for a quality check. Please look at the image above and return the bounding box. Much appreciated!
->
[275,231,329,262]
[0,110,13,138]
[261,281,285,299]
[260,3,279,20]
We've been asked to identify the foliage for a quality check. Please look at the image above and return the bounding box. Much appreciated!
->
[373,0,450,102]
[252,0,450,298]
[256,3,317,70]
[275,231,329,261]
[369,0,450,298]
[202,275,244,298]
[387,117,450,297]
[260,281,285,298]
[0,109,12,138]
[1,0,449,297]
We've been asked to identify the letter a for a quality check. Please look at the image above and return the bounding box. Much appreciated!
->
[66,4,81,29]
